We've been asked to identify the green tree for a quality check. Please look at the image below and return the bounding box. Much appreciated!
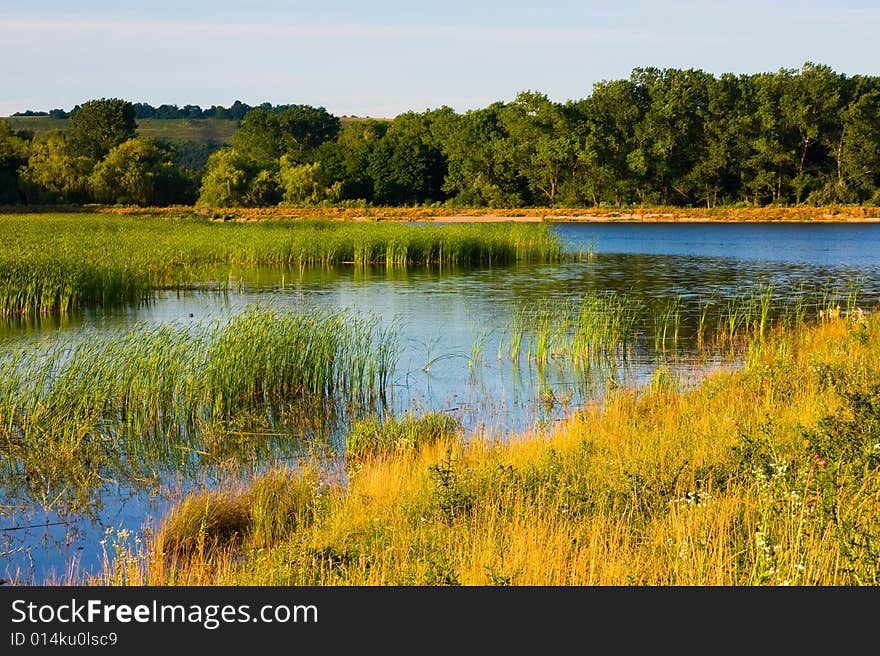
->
[233,105,341,167]
[625,68,713,205]
[499,91,578,206]
[196,148,251,207]
[0,120,31,204]
[367,112,446,205]
[232,109,285,166]
[88,137,193,206]
[743,71,797,204]
[245,169,282,206]
[312,119,388,202]
[779,63,844,203]
[434,103,527,207]
[276,105,341,161]
[20,131,92,203]
[279,158,330,204]
[573,79,645,206]
[67,98,138,161]
[834,89,880,202]
[684,73,752,207]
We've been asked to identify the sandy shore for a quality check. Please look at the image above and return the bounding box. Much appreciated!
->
[408,213,880,223]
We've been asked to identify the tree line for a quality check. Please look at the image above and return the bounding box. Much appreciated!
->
[12,100,307,121]
[2,63,880,209]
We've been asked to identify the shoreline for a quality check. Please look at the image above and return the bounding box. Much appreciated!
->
[406,213,880,223]
[3,205,880,223]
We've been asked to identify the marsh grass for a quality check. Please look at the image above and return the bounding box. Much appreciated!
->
[506,280,875,364]
[651,297,682,351]
[108,312,880,586]
[507,293,641,367]
[0,214,566,316]
[1,305,395,429]
[147,465,322,573]
[0,305,397,520]
[468,328,491,372]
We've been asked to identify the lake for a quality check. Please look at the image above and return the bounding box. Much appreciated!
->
[2,220,879,583]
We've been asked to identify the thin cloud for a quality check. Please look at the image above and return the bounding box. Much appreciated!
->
[0,17,725,47]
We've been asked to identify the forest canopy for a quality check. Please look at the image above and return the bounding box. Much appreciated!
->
[3,63,880,209]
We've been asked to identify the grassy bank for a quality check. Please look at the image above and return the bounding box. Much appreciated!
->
[96,312,880,586]
[0,213,566,316]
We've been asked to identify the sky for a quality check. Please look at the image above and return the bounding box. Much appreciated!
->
[2,1,879,118]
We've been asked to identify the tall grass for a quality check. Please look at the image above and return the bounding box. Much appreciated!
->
[345,411,462,463]
[507,293,641,367]
[0,305,397,518]
[0,214,567,316]
[0,305,395,429]
[651,297,682,351]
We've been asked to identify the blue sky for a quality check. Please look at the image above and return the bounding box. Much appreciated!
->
[2,1,879,118]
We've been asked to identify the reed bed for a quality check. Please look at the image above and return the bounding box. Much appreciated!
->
[507,292,642,366]
[0,305,397,517]
[345,411,463,463]
[0,305,395,428]
[0,214,566,316]
[505,280,874,367]
[107,311,880,586]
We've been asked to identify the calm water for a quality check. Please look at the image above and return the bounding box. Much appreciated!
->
[2,221,879,583]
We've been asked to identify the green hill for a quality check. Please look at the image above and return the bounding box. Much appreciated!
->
[2,116,239,145]
[3,115,382,143]
[1,115,387,170]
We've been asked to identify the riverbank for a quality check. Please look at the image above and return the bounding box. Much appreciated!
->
[3,204,880,223]
[117,204,880,222]
[90,312,880,586]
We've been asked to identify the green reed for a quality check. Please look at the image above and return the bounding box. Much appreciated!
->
[0,305,398,520]
[652,297,682,351]
[0,305,397,441]
[0,214,567,316]
[697,296,714,346]
[506,293,641,366]
[572,293,641,361]
[505,280,868,368]
[345,411,462,462]
[469,328,490,370]
[757,283,773,339]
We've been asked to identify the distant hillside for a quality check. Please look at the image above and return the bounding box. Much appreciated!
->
[2,115,385,145]
[2,116,239,145]
[1,114,385,170]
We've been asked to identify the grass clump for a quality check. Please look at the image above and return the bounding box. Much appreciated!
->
[0,305,396,435]
[0,305,397,520]
[154,466,322,562]
[345,411,462,462]
[508,292,641,366]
